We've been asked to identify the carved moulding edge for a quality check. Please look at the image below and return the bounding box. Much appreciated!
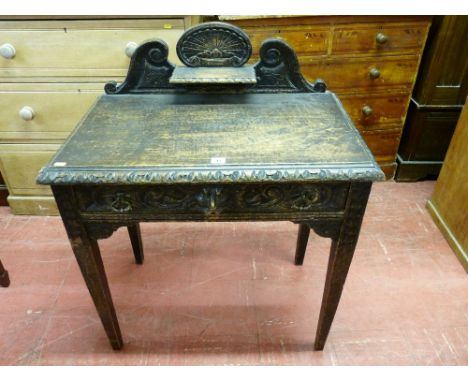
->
[37,165,384,186]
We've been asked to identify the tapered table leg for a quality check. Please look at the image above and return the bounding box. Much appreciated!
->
[128,223,144,264]
[295,223,310,265]
[0,260,10,287]
[314,182,372,350]
[53,187,123,350]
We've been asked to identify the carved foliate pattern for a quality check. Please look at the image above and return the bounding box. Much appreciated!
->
[78,183,349,217]
[37,165,384,186]
[176,22,252,67]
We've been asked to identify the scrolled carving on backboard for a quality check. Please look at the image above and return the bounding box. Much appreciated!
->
[253,38,326,93]
[103,21,327,94]
[176,22,252,67]
[105,39,176,94]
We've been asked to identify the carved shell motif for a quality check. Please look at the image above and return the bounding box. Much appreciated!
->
[176,22,252,67]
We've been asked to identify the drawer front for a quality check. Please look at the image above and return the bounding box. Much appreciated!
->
[0,144,59,196]
[300,56,419,92]
[332,23,428,55]
[340,93,410,131]
[245,26,330,57]
[77,183,350,220]
[0,84,101,140]
[361,128,402,163]
[0,20,184,78]
[7,195,58,215]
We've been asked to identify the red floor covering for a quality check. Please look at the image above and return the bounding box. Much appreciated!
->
[0,181,467,365]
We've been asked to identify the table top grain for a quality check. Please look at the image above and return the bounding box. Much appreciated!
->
[37,92,384,185]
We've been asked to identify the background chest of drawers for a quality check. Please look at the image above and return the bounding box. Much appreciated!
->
[0,17,195,215]
[222,16,432,179]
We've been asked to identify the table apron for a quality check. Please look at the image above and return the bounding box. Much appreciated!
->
[73,182,351,220]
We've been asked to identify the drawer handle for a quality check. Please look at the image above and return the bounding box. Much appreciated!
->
[361,105,373,117]
[125,42,138,58]
[19,106,35,121]
[376,33,388,45]
[0,43,16,59]
[369,67,381,79]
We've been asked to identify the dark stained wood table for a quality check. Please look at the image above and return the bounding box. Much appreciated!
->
[37,22,384,351]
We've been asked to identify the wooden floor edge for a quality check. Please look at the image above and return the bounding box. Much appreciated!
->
[426,199,468,273]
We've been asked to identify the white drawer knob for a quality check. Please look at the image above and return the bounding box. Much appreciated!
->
[19,106,35,121]
[0,43,16,59]
[125,42,138,58]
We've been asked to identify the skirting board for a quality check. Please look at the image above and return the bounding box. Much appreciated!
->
[426,199,468,273]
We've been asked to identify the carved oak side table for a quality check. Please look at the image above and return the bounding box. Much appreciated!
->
[37,22,384,351]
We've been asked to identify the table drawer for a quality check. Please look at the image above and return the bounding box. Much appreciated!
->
[77,183,350,220]
[332,23,428,55]
[300,55,419,92]
[245,26,330,57]
[0,83,101,141]
[0,19,184,78]
[0,143,59,196]
[340,93,410,131]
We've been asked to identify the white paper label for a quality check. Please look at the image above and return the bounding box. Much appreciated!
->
[210,157,226,165]
[53,162,67,167]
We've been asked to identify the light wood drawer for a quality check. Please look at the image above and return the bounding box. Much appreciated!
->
[332,23,429,55]
[6,195,57,215]
[0,19,184,78]
[244,26,330,57]
[0,83,102,141]
[0,143,59,196]
[340,93,410,131]
[300,55,419,92]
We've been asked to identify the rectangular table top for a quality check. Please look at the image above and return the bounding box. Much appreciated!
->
[37,92,384,186]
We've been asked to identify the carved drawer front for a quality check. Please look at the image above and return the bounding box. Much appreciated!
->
[332,23,428,55]
[0,83,101,141]
[77,183,350,220]
[0,19,184,78]
[299,55,419,93]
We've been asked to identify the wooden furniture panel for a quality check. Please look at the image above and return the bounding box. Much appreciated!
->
[0,143,59,196]
[224,16,431,180]
[340,93,409,131]
[0,83,102,141]
[427,98,468,272]
[299,55,419,93]
[332,23,428,55]
[411,16,468,106]
[247,26,330,57]
[0,19,185,78]
[0,17,191,214]
[7,196,57,215]
[37,22,384,350]
[396,16,468,181]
